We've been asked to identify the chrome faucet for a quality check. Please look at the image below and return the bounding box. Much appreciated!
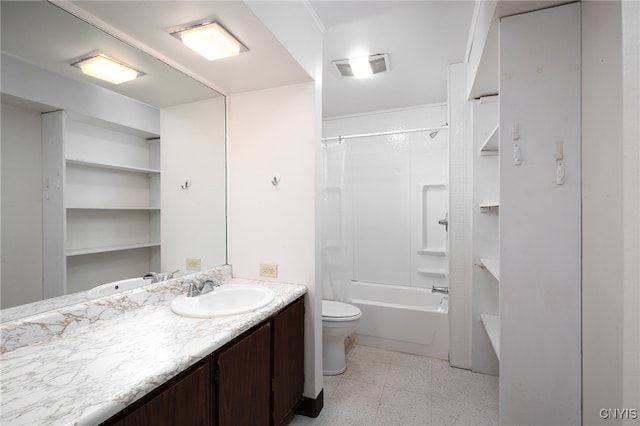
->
[431,285,449,295]
[186,280,221,297]
[143,269,180,284]
[143,272,161,283]
[162,269,180,280]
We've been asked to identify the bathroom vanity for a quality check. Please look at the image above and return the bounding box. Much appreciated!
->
[0,267,307,426]
[105,296,305,426]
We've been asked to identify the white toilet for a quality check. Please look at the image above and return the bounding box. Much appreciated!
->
[322,299,362,375]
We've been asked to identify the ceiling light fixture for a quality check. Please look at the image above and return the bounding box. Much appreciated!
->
[171,21,247,61]
[71,54,143,85]
[333,53,390,78]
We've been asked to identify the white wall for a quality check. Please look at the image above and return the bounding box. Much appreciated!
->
[499,4,581,424]
[227,82,318,399]
[621,0,640,418]
[448,63,474,369]
[583,1,640,424]
[0,103,43,308]
[582,2,624,424]
[161,97,227,273]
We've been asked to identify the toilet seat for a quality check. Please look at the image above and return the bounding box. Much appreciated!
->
[322,300,362,322]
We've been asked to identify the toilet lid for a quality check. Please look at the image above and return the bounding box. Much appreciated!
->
[322,300,361,319]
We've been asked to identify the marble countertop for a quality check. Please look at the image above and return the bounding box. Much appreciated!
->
[0,276,306,426]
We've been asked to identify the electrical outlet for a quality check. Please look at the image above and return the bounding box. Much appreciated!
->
[186,258,201,271]
[260,263,278,278]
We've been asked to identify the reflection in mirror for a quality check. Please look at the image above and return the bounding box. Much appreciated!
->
[1,1,227,316]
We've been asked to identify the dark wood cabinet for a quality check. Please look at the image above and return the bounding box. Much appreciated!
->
[272,297,305,425]
[216,322,271,426]
[110,361,211,426]
[100,295,305,426]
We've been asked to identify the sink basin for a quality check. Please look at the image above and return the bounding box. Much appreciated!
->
[171,285,276,318]
[87,277,148,299]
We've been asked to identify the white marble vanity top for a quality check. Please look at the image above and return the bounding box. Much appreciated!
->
[0,270,307,426]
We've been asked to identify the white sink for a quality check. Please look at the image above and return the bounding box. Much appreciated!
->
[171,285,275,318]
[87,277,148,299]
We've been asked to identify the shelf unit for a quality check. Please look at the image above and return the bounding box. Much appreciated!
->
[480,314,500,360]
[479,124,499,156]
[479,258,500,281]
[42,111,161,296]
[471,96,500,375]
[479,202,500,213]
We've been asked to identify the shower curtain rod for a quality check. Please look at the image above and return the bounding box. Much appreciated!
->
[321,124,449,144]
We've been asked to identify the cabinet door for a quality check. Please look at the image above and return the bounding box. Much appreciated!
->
[273,297,305,425]
[110,362,210,426]
[217,323,271,426]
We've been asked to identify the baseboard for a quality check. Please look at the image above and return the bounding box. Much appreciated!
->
[295,389,324,418]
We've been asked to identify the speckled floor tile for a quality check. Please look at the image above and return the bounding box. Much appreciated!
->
[375,386,431,425]
[295,345,498,426]
[341,357,391,385]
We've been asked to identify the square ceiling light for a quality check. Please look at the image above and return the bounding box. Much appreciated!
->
[171,21,248,61]
[333,53,390,78]
[71,54,143,85]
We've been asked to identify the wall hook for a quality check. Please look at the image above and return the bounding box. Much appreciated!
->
[271,174,281,186]
[181,178,192,190]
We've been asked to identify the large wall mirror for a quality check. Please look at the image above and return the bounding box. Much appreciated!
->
[1,1,227,315]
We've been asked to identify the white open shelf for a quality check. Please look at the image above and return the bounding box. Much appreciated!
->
[481,313,500,360]
[480,124,499,156]
[480,258,500,281]
[479,202,500,213]
[417,268,447,278]
[66,206,160,211]
[66,242,161,257]
[417,248,446,256]
[67,159,160,174]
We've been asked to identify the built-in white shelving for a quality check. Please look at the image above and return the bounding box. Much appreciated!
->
[66,159,160,175]
[471,97,500,376]
[67,242,161,257]
[42,110,161,294]
[417,268,447,278]
[417,249,447,256]
[481,313,500,360]
[480,258,500,281]
[66,206,160,211]
[479,202,500,213]
[480,124,499,156]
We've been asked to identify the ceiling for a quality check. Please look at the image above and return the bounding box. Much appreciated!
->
[2,1,571,118]
[1,1,312,109]
[1,1,476,116]
[309,1,475,118]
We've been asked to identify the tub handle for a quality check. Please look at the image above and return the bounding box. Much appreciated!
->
[438,213,448,232]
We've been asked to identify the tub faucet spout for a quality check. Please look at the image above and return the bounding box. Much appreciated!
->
[431,286,449,295]
[143,272,161,283]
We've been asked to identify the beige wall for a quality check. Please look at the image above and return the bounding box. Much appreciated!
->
[161,97,227,273]
[227,82,321,399]
[0,103,43,308]
[583,1,639,424]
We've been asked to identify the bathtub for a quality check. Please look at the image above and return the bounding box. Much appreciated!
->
[87,277,149,299]
[347,281,449,360]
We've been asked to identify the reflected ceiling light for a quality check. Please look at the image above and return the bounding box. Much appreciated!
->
[333,53,390,78]
[71,54,143,85]
[171,21,247,61]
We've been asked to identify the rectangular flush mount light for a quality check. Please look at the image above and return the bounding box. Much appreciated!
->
[333,53,390,78]
[71,54,143,85]
[171,21,247,61]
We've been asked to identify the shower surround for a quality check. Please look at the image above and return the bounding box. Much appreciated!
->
[322,104,449,357]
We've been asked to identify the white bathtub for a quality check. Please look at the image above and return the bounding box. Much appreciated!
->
[348,281,449,360]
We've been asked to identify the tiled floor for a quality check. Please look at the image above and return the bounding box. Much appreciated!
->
[290,345,498,426]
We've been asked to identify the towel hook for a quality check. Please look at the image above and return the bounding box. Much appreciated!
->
[181,178,192,190]
[271,173,281,186]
